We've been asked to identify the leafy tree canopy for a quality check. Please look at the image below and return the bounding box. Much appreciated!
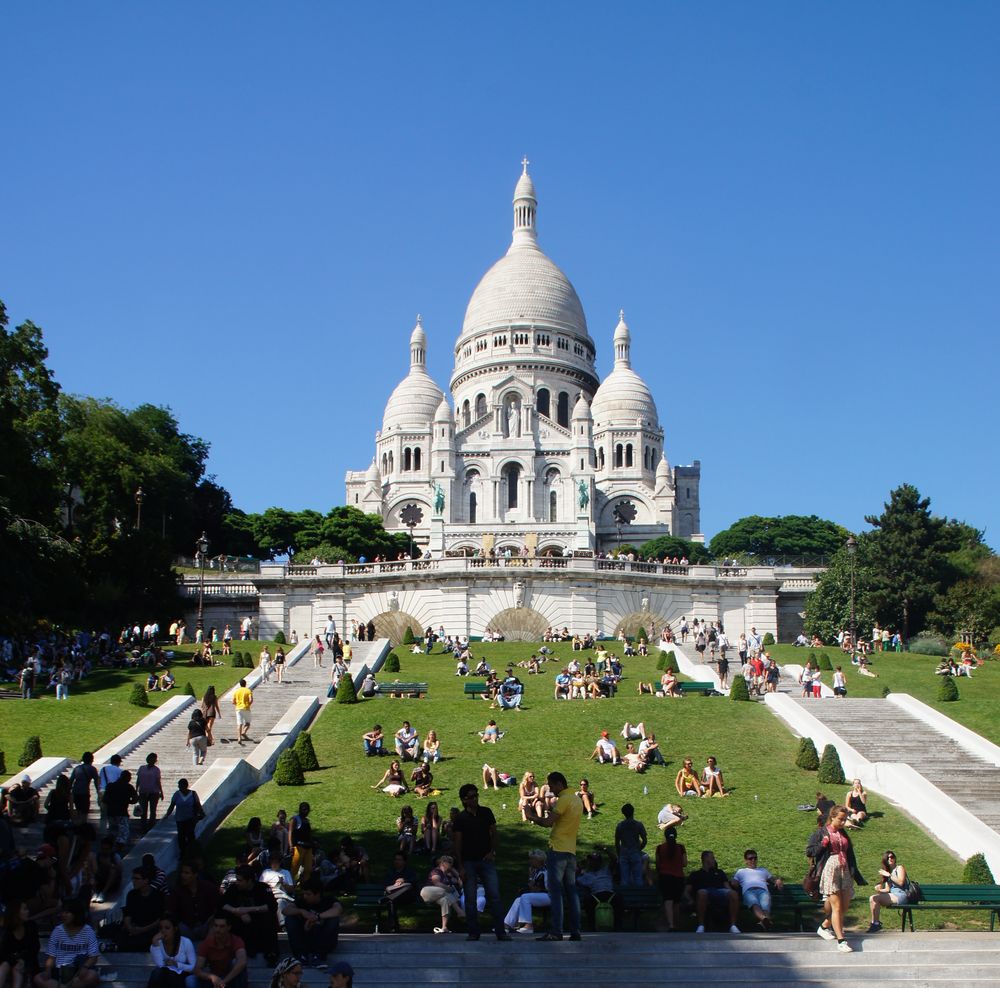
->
[638,535,711,564]
[708,514,849,560]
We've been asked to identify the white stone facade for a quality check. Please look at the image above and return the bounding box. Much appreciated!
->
[345,162,701,554]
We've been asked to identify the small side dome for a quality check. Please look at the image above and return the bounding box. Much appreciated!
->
[572,393,592,419]
[410,314,427,348]
[514,157,537,203]
[613,309,630,344]
[434,396,452,422]
[366,459,381,483]
[382,319,444,432]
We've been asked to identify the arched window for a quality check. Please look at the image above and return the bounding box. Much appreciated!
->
[625,444,633,467]
[643,446,649,469]
[403,447,412,471]
[537,388,550,418]
[615,444,623,468]
[549,489,558,523]
[469,491,477,524]
[462,399,471,427]
[557,391,570,427]
[475,393,487,419]
[598,447,605,469]
[381,453,387,475]
[388,451,394,473]
[502,463,520,510]
[413,447,421,471]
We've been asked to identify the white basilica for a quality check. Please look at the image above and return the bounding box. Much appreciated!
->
[345,163,702,556]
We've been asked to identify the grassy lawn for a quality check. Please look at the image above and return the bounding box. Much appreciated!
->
[767,644,1000,746]
[0,641,281,767]
[208,640,976,931]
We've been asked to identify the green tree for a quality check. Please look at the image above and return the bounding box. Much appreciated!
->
[18,736,42,767]
[796,737,820,770]
[804,538,877,644]
[818,744,845,785]
[730,676,750,702]
[293,731,320,769]
[274,749,305,786]
[865,485,948,642]
[962,853,995,884]
[937,674,959,702]
[638,535,711,564]
[336,676,359,704]
[709,515,849,560]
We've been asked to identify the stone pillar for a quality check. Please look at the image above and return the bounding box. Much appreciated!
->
[429,516,445,556]
[746,591,778,641]
[575,513,593,552]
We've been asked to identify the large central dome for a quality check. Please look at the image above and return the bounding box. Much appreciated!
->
[461,244,589,339]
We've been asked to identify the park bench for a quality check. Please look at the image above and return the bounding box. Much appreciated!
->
[891,884,1000,931]
[616,885,662,930]
[463,682,489,699]
[677,681,716,696]
[773,883,822,931]
[376,681,429,699]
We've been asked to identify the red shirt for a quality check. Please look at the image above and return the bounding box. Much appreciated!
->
[197,934,245,976]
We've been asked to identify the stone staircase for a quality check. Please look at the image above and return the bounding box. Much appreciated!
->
[793,697,1000,832]
[95,931,1000,986]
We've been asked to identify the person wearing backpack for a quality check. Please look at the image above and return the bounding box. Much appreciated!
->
[868,851,912,932]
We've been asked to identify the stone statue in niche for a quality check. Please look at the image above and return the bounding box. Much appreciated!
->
[641,596,650,613]
[388,590,399,612]
[578,479,589,510]
[513,580,525,608]
[507,402,521,438]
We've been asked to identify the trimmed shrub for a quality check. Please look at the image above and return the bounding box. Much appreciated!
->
[796,737,820,770]
[293,731,320,770]
[128,683,149,707]
[401,626,415,646]
[184,682,196,697]
[0,750,5,774]
[18,736,42,767]
[962,852,995,885]
[384,652,401,673]
[637,626,648,643]
[808,650,817,666]
[336,676,359,705]
[762,632,775,647]
[908,635,949,657]
[230,652,242,668]
[881,685,892,697]
[661,650,678,673]
[730,675,751,702]
[274,749,304,786]
[241,653,253,669]
[274,631,286,645]
[818,744,845,785]
[817,652,833,671]
[938,675,959,702]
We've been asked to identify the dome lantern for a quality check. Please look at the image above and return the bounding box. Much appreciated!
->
[613,310,631,366]
[512,156,537,247]
[410,315,427,368]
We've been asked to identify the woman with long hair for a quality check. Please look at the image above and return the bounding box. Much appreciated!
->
[421,802,442,854]
[868,851,909,932]
[201,686,221,747]
[0,899,40,988]
[807,804,866,952]
[148,914,197,988]
[518,772,542,822]
[655,827,687,931]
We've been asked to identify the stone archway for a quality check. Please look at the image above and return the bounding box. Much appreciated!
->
[488,607,549,642]
[614,610,664,640]
[370,611,423,646]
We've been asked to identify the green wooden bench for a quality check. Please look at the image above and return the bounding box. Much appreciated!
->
[376,681,429,698]
[773,883,822,931]
[463,682,489,699]
[891,884,1000,932]
[350,883,389,931]
[677,681,716,696]
[616,885,662,930]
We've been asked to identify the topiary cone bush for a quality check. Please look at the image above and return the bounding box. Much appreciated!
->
[762,632,775,647]
[274,748,305,786]
[184,682,196,697]
[128,683,149,707]
[293,731,320,770]
[274,630,286,645]
[796,736,820,770]
[881,685,892,698]
[401,626,415,646]
[384,651,401,673]
[818,652,833,671]
[962,852,995,884]
[637,626,648,643]
[818,744,845,785]
[661,650,678,674]
[18,736,42,767]
[938,674,959,702]
[730,675,751,702]
[230,652,242,668]
[336,675,359,704]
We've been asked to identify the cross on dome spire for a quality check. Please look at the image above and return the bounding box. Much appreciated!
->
[512,159,538,247]
[521,155,530,173]
[613,310,631,366]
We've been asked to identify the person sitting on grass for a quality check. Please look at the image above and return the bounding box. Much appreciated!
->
[660,669,682,697]
[591,731,622,765]
[421,730,442,763]
[372,761,408,797]
[636,680,656,695]
[394,722,420,762]
[701,757,727,797]
[638,732,665,767]
[553,669,571,700]
[159,669,176,691]
[731,849,783,930]
[480,720,503,744]
[146,671,159,692]
[622,743,646,773]
[518,772,543,822]
[621,722,647,743]
[411,762,433,798]
[576,779,597,819]
[675,758,704,797]
[363,725,384,757]
[422,802,443,854]
[397,806,418,854]
[481,763,502,789]
[845,780,868,828]
[419,854,464,934]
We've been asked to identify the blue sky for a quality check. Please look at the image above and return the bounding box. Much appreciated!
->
[3,3,997,547]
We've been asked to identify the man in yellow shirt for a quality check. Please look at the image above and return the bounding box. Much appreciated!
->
[232,679,254,745]
[528,771,582,940]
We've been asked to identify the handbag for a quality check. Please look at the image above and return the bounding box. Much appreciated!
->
[803,860,821,900]
[906,880,923,903]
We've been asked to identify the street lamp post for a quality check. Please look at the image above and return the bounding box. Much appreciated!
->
[196,532,209,636]
[135,487,144,531]
[846,536,857,660]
